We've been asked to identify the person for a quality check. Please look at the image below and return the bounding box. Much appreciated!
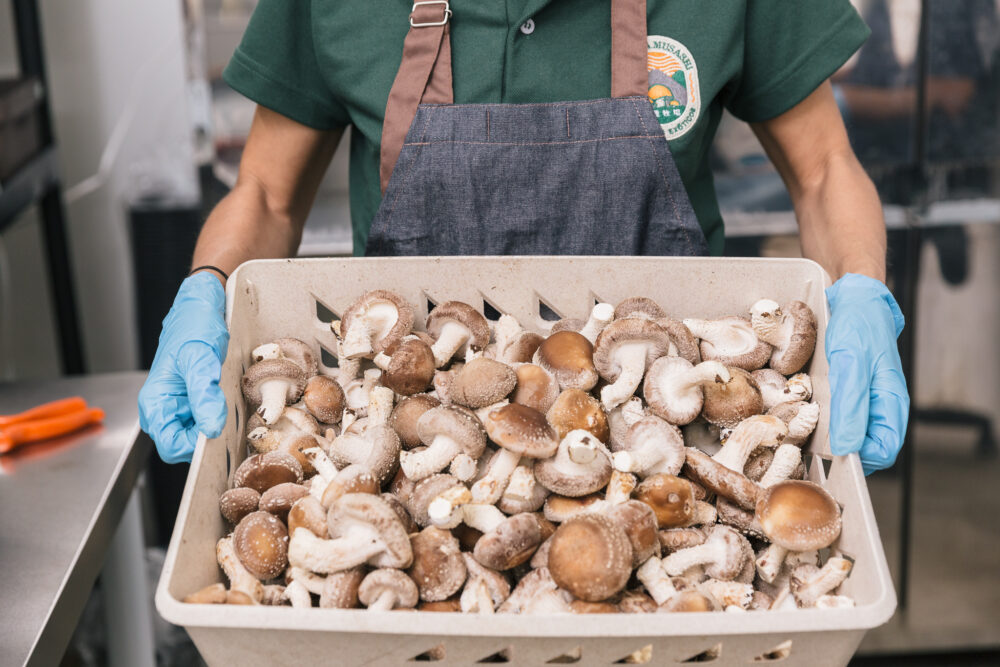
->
[139,0,909,475]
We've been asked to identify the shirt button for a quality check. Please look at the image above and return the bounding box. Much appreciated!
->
[520,19,535,35]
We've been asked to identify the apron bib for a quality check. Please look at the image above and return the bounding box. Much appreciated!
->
[367,0,708,258]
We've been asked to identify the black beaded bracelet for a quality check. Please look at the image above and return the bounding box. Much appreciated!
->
[189,265,229,281]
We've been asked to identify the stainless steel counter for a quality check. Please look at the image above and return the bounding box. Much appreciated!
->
[0,371,150,667]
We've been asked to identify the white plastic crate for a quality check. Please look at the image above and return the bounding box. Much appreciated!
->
[156,256,896,666]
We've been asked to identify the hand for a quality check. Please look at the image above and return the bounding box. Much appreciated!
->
[825,273,909,474]
[138,272,229,463]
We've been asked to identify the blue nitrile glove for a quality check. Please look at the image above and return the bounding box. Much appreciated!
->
[825,273,909,475]
[138,272,229,463]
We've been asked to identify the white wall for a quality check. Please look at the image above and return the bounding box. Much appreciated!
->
[0,0,196,377]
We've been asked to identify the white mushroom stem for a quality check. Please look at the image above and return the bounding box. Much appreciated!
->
[578,303,615,343]
[692,501,718,525]
[372,352,391,370]
[368,386,394,427]
[605,470,637,505]
[342,303,401,359]
[341,409,357,433]
[449,453,479,482]
[283,579,313,608]
[461,503,507,534]
[399,435,461,481]
[286,566,327,595]
[493,315,523,354]
[683,318,759,357]
[680,361,730,392]
[431,321,472,368]
[662,539,728,577]
[460,578,497,614]
[335,340,361,387]
[252,343,281,362]
[760,445,802,488]
[470,449,521,504]
[303,447,339,482]
[600,343,650,410]
[621,398,645,427]
[755,543,789,584]
[428,485,474,528]
[712,416,787,472]
[308,475,328,503]
[786,374,813,402]
[474,399,508,424]
[613,445,666,476]
[567,430,600,464]
[770,585,798,611]
[288,527,385,573]
[815,594,855,609]
[366,590,400,611]
[637,557,678,605]
[700,579,753,609]
[504,463,538,503]
[217,536,263,603]
[792,557,853,607]
[257,379,293,424]
[785,403,820,444]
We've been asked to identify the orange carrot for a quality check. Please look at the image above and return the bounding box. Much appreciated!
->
[0,396,89,427]
[0,407,105,454]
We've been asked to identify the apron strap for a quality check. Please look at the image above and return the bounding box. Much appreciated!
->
[379,0,648,193]
[380,1,455,193]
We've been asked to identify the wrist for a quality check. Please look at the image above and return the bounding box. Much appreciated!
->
[189,264,228,287]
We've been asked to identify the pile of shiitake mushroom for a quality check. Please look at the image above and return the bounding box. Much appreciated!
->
[184,291,856,614]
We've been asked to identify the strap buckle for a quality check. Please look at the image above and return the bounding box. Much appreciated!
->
[410,1,451,27]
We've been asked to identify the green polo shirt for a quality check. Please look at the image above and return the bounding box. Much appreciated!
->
[224,0,869,256]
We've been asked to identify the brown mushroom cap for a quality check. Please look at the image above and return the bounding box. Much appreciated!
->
[406,474,467,527]
[417,405,488,458]
[548,513,633,602]
[390,394,441,449]
[683,447,761,511]
[359,569,420,609]
[542,493,606,523]
[321,464,379,508]
[320,567,366,609]
[618,589,658,613]
[327,494,414,569]
[592,318,673,382]
[384,338,436,396]
[570,600,621,613]
[658,527,707,553]
[241,358,308,406]
[408,526,468,602]
[701,368,764,429]
[614,297,666,321]
[606,499,662,567]
[511,363,561,413]
[220,487,261,524]
[635,474,696,528]
[273,337,319,376]
[550,317,586,334]
[233,451,304,494]
[657,318,702,365]
[419,598,463,612]
[302,375,346,424]
[426,301,490,352]
[233,511,289,580]
[658,590,719,612]
[546,388,610,443]
[341,290,415,356]
[534,330,599,391]
[449,358,517,408]
[533,431,613,497]
[502,331,544,364]
[484,403,559,459]
[287,495,328,539]
[259,483,310,521]
[750,300,817,375]
[381,492,419,535]
[756,480,843,551]
[473,513,555,571]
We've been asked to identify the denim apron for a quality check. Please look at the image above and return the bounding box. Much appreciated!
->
[366,0,708,257]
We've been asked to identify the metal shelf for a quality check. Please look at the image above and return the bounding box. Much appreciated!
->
[0,147,60,228]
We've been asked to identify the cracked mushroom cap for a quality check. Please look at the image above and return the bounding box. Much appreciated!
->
[613,297,666,321]
[383,338,436,396]
[233,510,289,580]
[426,301,490,356]
[750,299,817,375]
[241,358,308,408]
[534,330,599,391]
[233,451,304,494]
[473,513,555,571]
[327,493,414,569]
[656,318,702,365]
[484,403,559,459]
[449,358,517,408]
[592,318,673,382]
[534,430,613,497]
[272,337,318,376]
[341,290,415,356]
[302,375,346,424]
[546,388,609,443]
[417,405,488,458]
[511,363,561,413]
[701,368,764,429]
[548,513,633,602]
[635,474,696,528]
[220,487,261,524]
[683,316,772,372]
[606,499,662,567]
[390,394,441,449]
[408,526,468,602]
[359,569,419,609]
[756,480,842,552]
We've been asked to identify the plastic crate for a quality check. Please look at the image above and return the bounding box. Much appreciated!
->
[156,256,896,666]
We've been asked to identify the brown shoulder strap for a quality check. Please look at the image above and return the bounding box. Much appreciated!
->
[380,1,454,193]
[379,0,648,193]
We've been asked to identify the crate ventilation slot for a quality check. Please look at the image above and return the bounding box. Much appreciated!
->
[614,644,653,664]
[482,297,503,321]
[476,647,512,663]
[537,296,563,322]
[425,294,438,318]
[314,297,339,324]
[752,639,792,662]
[819,455,833,480]
[319,345,339,369]
[546,647,581,663]
[679,643,721,662]
[409,644,445,661]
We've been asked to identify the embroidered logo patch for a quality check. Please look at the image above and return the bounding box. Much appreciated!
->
[647,36,701,140]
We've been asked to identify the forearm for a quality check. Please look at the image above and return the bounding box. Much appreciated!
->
[793,150,886,283]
